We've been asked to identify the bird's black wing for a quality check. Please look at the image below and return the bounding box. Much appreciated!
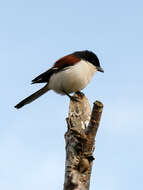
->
[31,68,57,84]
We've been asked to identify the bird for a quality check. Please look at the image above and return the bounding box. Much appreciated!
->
[15,50,104,109]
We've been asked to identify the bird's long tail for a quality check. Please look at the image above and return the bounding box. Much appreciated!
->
[15,85,49,109]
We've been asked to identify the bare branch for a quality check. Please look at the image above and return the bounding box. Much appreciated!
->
[64,92,103,190]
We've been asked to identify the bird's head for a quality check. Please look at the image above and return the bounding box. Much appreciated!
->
[72,50,104,73]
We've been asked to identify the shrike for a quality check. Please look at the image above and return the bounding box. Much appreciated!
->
[15,50,104,109]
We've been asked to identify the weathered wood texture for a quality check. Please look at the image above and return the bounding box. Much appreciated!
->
[64,92,103,190]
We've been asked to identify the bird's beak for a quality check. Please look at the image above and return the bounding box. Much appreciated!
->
[96,66,104,73]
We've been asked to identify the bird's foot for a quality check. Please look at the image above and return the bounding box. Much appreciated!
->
[70,96,80,102]
[75,91,85,97]
[63,90,83,102]
[70,91,85,102]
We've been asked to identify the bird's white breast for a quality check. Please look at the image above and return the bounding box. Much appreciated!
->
[48,60,97,94]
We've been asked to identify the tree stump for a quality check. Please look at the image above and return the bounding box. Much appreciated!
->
[64,92,103,190]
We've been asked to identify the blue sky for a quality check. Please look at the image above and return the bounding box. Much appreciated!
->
[0,0,143,189]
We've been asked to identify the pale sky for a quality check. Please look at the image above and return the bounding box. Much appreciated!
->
[1,0,143,189]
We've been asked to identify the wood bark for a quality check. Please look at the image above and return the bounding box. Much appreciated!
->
[64,92,103,190]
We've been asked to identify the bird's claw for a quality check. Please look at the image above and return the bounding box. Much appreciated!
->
[75,91,84,97]
[70,96,80,102]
